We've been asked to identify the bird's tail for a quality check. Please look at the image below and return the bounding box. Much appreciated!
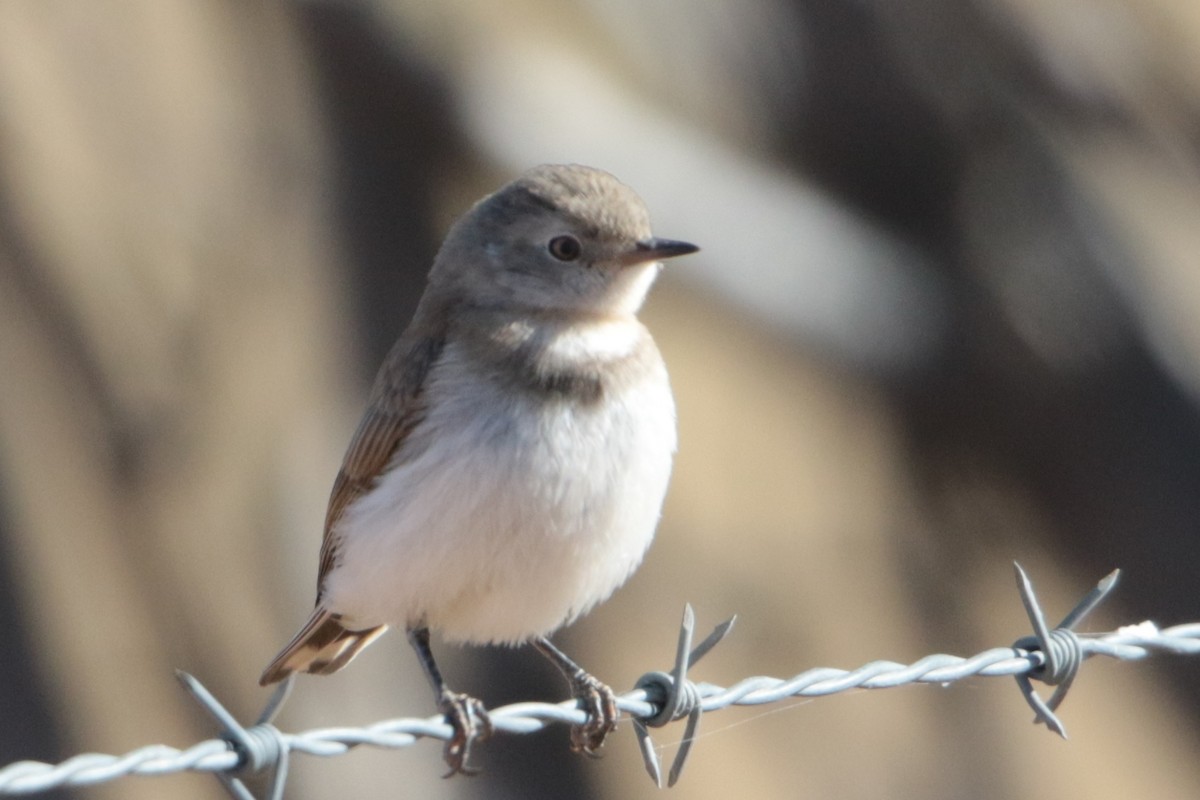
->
[260,607,387,686]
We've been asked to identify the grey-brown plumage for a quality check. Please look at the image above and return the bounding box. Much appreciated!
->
[260,322,444,684]
[260,164,697,772]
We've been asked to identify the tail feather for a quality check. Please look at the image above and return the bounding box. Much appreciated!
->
[260,607,387,685]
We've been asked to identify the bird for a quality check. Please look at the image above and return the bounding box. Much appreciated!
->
[260,163,697,774]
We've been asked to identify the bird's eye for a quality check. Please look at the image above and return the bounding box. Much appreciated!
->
[547,235,582,261]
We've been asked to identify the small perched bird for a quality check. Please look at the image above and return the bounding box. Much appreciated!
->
[260,164,697,774]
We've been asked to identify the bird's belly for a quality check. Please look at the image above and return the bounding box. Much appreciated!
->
[322,375,675,643]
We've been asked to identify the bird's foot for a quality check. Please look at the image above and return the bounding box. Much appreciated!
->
[437,690,492,777]
[567,672,619,756]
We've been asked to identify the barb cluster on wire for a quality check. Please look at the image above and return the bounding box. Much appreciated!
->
[1,565,1198,798]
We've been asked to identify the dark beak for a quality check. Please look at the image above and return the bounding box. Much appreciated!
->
[623,237,699,265]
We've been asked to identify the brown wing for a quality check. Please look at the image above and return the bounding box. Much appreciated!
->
[315,402,427,591]
[259,324,448,685]
[315,325,448,594]
[260,388,429,686]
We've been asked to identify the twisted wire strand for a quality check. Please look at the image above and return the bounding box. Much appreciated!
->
[0,621,1196,795]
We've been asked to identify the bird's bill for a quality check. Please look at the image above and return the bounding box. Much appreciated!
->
[622,237,699,266]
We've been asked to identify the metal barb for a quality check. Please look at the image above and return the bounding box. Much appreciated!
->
[256,675,295,727]
[176,671,292,800]
[1010,564,1121,739]
[632,604,737,787]
[3,568,1199,797]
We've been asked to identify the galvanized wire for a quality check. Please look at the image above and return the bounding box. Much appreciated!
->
[0,567,1197,796]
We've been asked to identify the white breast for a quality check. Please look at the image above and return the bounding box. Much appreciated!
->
[321,322,676,644]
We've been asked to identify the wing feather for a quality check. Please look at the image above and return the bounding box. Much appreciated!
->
[261,315,448,682]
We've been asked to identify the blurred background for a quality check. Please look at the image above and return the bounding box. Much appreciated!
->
[1,1,1198,798]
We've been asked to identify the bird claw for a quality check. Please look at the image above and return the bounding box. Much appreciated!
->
[438,690,492,777]
[568,673,619,756]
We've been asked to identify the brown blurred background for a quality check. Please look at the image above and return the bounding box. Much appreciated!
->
[0,2,1198,799]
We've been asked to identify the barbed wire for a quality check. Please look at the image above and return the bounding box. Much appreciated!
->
[0,564,1197,797]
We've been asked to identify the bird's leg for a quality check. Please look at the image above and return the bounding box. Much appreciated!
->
[406,626,492,776]
[532,636,618,755]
